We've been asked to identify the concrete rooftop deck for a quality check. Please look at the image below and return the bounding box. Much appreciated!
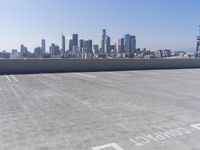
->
[1,69,200,150]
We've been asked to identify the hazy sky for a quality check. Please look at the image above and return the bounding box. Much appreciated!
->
[0,0,199,52]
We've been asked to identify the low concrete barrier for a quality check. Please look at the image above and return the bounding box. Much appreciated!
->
[0,58,200,74]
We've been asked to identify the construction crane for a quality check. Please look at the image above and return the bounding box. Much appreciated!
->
[196,25,200,58]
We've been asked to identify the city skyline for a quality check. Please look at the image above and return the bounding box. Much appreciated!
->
[0,0,200,52]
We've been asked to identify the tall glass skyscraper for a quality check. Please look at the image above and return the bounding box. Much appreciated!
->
[101,29,106,53]
[118,38,124,54]
[61,34,66,53]
[41,39,46,55]
[79,39,84,53]
[130,35,136,53]
[72,34,78,47]
[105,36,111,54]
[69,39,73,51]
[124,34,136,54]
[124,34,131,53]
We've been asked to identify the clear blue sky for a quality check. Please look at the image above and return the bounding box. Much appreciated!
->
[0,0,199,52]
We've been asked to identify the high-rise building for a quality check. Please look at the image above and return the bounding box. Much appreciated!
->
[110,44,117,54]
[41,39,46,55]
[101,29,106,53]
[93,44,99,54]
[79,39,84,53]
[10,49,20,59]
[105,36,111,54]
[69,39,73,51]
[118,38,124,54]
[83,41,88,53]
[49,43,60,55]
[61,34,66,53]
[34,47,43,57]
[72,46,79,54]
[20,44,28,57]
[130,35,136,53]
[124,34,136,54]
[124,34,131,54]
[72,34,78,47]
[0,51,10,59]
[88,40,93,54]
[12,49,18,55]
[83,40,93,53]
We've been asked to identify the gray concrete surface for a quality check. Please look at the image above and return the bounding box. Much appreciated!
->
[1,59,200,74]
[1,69,200,150]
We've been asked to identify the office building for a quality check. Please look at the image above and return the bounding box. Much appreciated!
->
[0,51,10,59]
[72,34,78,47]
[41,39,46,55]
[61,34,66,53]
[69,39,73,51]
[118,38,124,54]
[83,41,88,54]
[79,39,84,53]
[110,44,117,54]
[124,34,136,54]
[101,29,106,53]
[11,49,18,55]
[34,47,43,57]
[88,40,93,54]
[20,44,28,57]
[10,49,20,59]
[124,34,131,53]
[93,44,99,54]
[49,43,60,56]
[72,46,79,54]
[105,36,111,54]
[130,35,136,53]
[83,40,93,54]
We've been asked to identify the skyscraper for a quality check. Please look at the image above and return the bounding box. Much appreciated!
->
[88,40,93,54]
[83,40,93,53]
[41,39,46,55]
[124,34,136,54]
[105,36,111,54]
[83,41,88,53]
[34,47,43,57]
[49,43,60,55]
[61,34,66,53]
[101,29,106,53]
[79,39,84,53]
[124,34,131,54]
[110,44,117,54]
[20,44,28,57]
[72,34,78,47]
[130,35,136,53]
[118,38,124,54]
[93,44,99,54]
[69,39,73,51]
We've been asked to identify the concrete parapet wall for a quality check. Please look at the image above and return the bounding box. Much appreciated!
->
[0,58,200,74]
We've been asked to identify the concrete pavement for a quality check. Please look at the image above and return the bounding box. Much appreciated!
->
[1,69,200,150]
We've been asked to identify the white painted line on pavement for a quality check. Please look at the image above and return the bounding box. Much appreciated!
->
[92,124,197,149]
[41,74,57,80]
[75,73,97,79]
[190,123,200,130]
[5,75,12,82]
[48,74,62,80]
[92,143,124,150]
[10,75,18,82]
[41,74,62,80]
